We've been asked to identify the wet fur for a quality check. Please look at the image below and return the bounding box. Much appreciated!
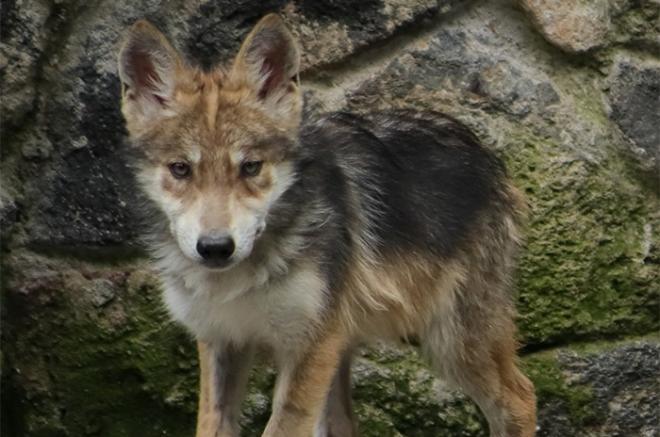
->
[119,15,536,437]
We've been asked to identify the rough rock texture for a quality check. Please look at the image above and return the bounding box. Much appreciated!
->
[528,340,660,437]
[607,56,660,174]
[519,0,660,54]
[2,0,659,436]
[520,0,612,53]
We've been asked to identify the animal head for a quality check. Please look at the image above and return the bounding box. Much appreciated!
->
[118,14,301,269]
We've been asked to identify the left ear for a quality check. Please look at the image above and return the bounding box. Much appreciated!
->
[230,14,300,103]
[118,20,184,126]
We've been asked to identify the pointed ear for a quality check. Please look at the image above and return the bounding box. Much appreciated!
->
[231,14,300,102]
[118,20,182,121]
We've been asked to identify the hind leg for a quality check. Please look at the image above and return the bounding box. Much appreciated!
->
[459,340,536,437]
[423,309,536,436]
[314,350,357,437]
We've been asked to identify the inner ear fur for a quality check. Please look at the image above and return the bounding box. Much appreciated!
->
[231,14,300,100]
[118,20,182,107]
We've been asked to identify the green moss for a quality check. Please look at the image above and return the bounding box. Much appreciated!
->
[611,3,660,45]
[502,132,660,346]
[354,347,487,437]
[355,403,405,437]
[523,352,598,426]
[2,266,198,437]
[560,332,660,356]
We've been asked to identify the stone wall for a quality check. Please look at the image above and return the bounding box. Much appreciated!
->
[1,0,658,436]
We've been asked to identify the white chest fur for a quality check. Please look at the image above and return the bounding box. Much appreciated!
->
[161,256,327,349]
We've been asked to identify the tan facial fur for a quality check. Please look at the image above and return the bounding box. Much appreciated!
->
[119,16,301,267]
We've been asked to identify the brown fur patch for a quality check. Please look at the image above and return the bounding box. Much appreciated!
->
[338,249,466,340]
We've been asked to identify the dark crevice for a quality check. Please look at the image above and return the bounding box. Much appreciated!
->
[519,331,660,356]
[25,243,148,265]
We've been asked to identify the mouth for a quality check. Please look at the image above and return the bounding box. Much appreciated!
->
[200,258,236,271]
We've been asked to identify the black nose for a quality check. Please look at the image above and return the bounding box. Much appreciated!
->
[196,235,235,262]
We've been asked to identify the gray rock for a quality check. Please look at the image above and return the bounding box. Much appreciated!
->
[341,1,562,135]
[355,341,660,437]
[0,0,50,131]
[87,278,117,307]
[536,400,576,437]
[23,68,143,248]
[178,0,442,70]
[286,0,469,71]
[0,193,19,238]
[351,346,487,437]
[607,57,660,175]
[0,169,20,231]
[557,342,660,437]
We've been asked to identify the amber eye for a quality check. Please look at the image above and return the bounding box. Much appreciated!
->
[240,160,263,178]
[168,161,191,179]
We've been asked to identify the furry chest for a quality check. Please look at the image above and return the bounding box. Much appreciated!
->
[162,261,328,348]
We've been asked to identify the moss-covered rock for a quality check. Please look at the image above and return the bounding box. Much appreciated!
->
[2,253,197,436]
[4,258,657,437]
[530,338,660,436]
[352,347,486,437]
[507,134,659,345]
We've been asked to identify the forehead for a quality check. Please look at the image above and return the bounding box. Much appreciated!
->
[185,75,272,147]
[148,71,290,158]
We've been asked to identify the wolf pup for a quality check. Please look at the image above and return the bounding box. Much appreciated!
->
[118,14,536,437]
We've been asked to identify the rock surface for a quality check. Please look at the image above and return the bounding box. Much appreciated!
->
[519,0,660,54]
[519,0,612,53]
[607,56,660,174]
[2,0,659,436]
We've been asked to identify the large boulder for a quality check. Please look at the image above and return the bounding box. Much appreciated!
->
[519,0,660,54]
[519,0,612,53]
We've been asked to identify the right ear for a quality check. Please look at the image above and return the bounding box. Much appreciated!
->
[118,20,182,122]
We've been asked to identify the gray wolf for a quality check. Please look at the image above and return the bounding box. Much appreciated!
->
[118,14,536,437]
